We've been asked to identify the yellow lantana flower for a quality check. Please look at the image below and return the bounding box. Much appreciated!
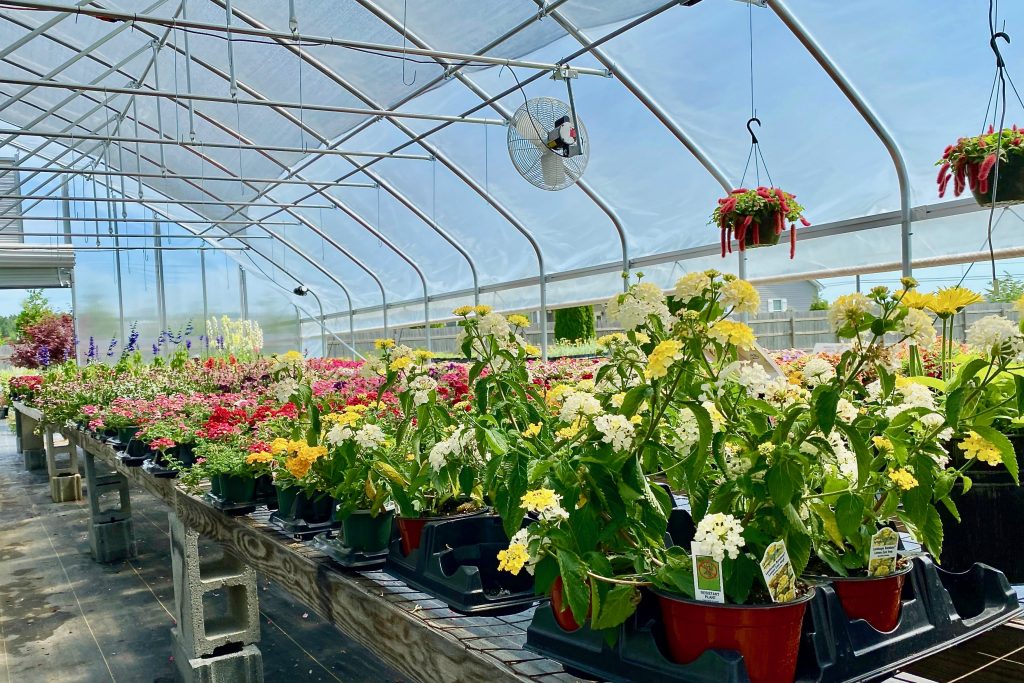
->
[597,333,628,349]
[374,338,396,350]
[888,467,919,491]
[926,287,981,318]
[496,543,529,575]
[269,437,291,455]
[545,384,574,407]
[245,452,274,465]
[524,344,541,356]
[960,431,1003,466]
[325,410,361,427]
[413,349,434,363]
[646,340,684,379]
[1015,293,1024,317]
[708,320,756,351]
[390,356,414,372]
[872,436,893,452]
[298,445,327,461]
[556,419,583,439]
[521,488,559,511]
[507,314,531,328]
[721,279,761,315]
[522,423,542,438]
[285,456,313,479]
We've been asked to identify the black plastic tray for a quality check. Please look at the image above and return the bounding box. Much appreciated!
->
[204,491,257,516]
[268,511,338,540]
[311,530,390,570]
[141,458,178,478]
[384,514,539,616]
[525,556,1021,683]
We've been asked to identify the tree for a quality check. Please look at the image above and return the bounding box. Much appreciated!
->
[809,297,830,311]
[985,272,1024,303]
[10,313,74,368]
[14,289,53,338]
[554,305,596,343]
[0,314,15,344]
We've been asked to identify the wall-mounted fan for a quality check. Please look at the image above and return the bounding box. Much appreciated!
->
[507,96,589,191]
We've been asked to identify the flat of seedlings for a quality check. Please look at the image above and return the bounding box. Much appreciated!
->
[0,424,405,683]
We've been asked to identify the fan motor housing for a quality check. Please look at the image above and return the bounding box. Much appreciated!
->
[546,116,581,157]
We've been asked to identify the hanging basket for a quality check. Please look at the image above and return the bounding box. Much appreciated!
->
[712,187,809,259]
[971,153,1024,206]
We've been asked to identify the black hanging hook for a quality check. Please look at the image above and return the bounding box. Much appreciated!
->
[746,116,761,145]
[991,31,1010,68]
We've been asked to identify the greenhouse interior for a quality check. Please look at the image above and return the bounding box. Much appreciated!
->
[4,0,1024,682]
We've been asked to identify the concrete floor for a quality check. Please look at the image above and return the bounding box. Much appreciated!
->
[0,423,405,683]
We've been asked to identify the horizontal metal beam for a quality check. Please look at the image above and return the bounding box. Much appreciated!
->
[0,244,250,251]
[2,194,335,208]
[0,1,611,77]
[0,165,376,188]
[0,214,300,225]
[0,78,507,126]
[6,231,269,239]
[0,126,435,159]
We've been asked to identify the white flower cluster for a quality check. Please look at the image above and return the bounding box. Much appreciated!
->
[827,292,872,333]
[353,424,386,449]
[901,308,937,346]
[692,513,745,563]
[427,427,482,472]
[801,357,836,387]
[478,313,511,339]
[508,528,542,575]
[559,390,603,423]
[326,423,354,446]
[967,315,1024,359]
[593,413,635,452]
[272,377,299,404]
[671,402,723,451]
[409,374,437,406]
[674,271,712,301]
[606,282,672,330]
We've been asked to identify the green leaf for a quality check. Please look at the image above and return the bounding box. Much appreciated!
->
[591,585,641,630]
[949,358,989,392]
[766,458,802,506]
[835,421,871,487]
[945,387,965,430]
[971,426,1019,484]
[834,494,864,538]
[723,554,758,604]
[556,551,592,626]
[620,386,653,418]
[815,388,840,435]
[810,502,845,547]
[482,428,509,456]
[922,507,944,557]
[533,555,559,595]
[1015,374,1024,418]
[785,531,812,576]
[458,466,475,497]
[961,474,973,494]
[940,495,961,523]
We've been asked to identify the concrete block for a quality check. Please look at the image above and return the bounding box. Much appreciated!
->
[50,472,83,503]
[169,512,260,659]
[171,629,263,683]
[16,412,44,453]
[90,519,137,563]
[23,448,45,471]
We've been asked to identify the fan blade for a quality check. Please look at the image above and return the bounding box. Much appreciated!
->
[540,152,566,187]
[514,113,548,149]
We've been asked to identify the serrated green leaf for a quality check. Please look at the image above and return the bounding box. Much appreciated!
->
[815,388,840,435]
[961,474,973,494]
[766,458,802,505]
[556,551,591,626]
[834,494,864,538]
[945,387,965,430]
[591,585,641,630]
[620,385,653,418]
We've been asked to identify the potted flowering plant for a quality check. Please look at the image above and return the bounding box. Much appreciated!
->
[711,187,810,259]
[182,440,261,505]
[937,125,1024,206]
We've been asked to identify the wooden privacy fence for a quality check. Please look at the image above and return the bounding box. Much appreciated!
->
[326,304,1023,356]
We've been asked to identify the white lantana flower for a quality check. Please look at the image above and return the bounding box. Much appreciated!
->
[273,377,299,403]
[606,282,672,330]
[559,390,603,423]
[801,357,836,387]
[409,374,438,406]
[692,513,745,563]
[326,424,354,446]
[967,315,1024,359]
[478,313,511,339]
[593,414,635,452]
[674,271,712,301]
[901,308,937,346]
[354,424,386,449]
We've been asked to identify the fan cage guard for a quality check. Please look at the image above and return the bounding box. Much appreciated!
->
[507,97,589,191]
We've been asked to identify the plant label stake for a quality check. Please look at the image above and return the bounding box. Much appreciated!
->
[868,527,900,577]
[760,540,798,603]
[691,541,725,603]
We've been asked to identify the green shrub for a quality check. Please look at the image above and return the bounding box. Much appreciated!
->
[554,305,596,343]
[809,297,830,311]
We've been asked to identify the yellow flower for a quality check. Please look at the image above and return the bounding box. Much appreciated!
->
[452,305,474,316]
[545,384,574,407]
[828,293,872,331]
[629,415,643,424]
[287,439,305,454]
[298,445,327,461]
[926,287,981,317]
[269,437,290,455]
[413,349,434,363]
[721,279,761,315]
[872,436,893,452]
[521,488,559,511]
[285,456,312,479]
[280,350,304,362]
[646,339,684,379]
[897,289,936,310]
[888,467,919,491]
[507,314,531,328]
[496,543,529,575]
[597,333,627,350]
[245,452,274,465]
[522,423,542,438]
[325,411,361,427]
[374,338,396,350]
[474,305,493,315]
[389,356,414,372]
[708,320,756,351]
[634,332,651,344]
[960,431,1003,466]
[611,392,626,408]
[556,420,583,439]
[524,344,541,356]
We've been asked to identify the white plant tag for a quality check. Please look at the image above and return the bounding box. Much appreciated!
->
[760,540,798,603]
[868,527,900,577]
[691,541,725,603]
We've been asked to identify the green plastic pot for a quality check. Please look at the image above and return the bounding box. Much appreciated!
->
[276,486,299,517]
[341,509,395,552]
[117,426,140,444]
[214,474,256,504]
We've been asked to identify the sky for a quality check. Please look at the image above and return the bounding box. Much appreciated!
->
[0,288,72,317]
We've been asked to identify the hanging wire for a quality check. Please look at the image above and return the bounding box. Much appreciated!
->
[738,5,774,189]
[400,0,417,86]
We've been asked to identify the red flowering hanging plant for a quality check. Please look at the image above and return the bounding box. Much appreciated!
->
[937,125,1024,205]
[711,187,810,259]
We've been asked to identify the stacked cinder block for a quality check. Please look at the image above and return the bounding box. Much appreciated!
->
[168,512,263,683]
[82,449,136,563]
[43,427,82,502]
[16,410,45,470]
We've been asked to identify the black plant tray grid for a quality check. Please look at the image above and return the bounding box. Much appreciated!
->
[268,511,339,540]
[525,555,1021,683]
[311,529,390,570]
[203,491,257,516]
[142,459,178,478]
[384,514,540,617]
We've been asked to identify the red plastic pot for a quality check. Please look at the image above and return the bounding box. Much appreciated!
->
[828,562,911,632]
[550,576,591,632]
[396,508,487,556]
[655,589,814,683]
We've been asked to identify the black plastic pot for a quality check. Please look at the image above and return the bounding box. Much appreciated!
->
[269,489,338,539]
[314,509,396,570]
[940,433,1024,582]
[972,153,1024,206]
